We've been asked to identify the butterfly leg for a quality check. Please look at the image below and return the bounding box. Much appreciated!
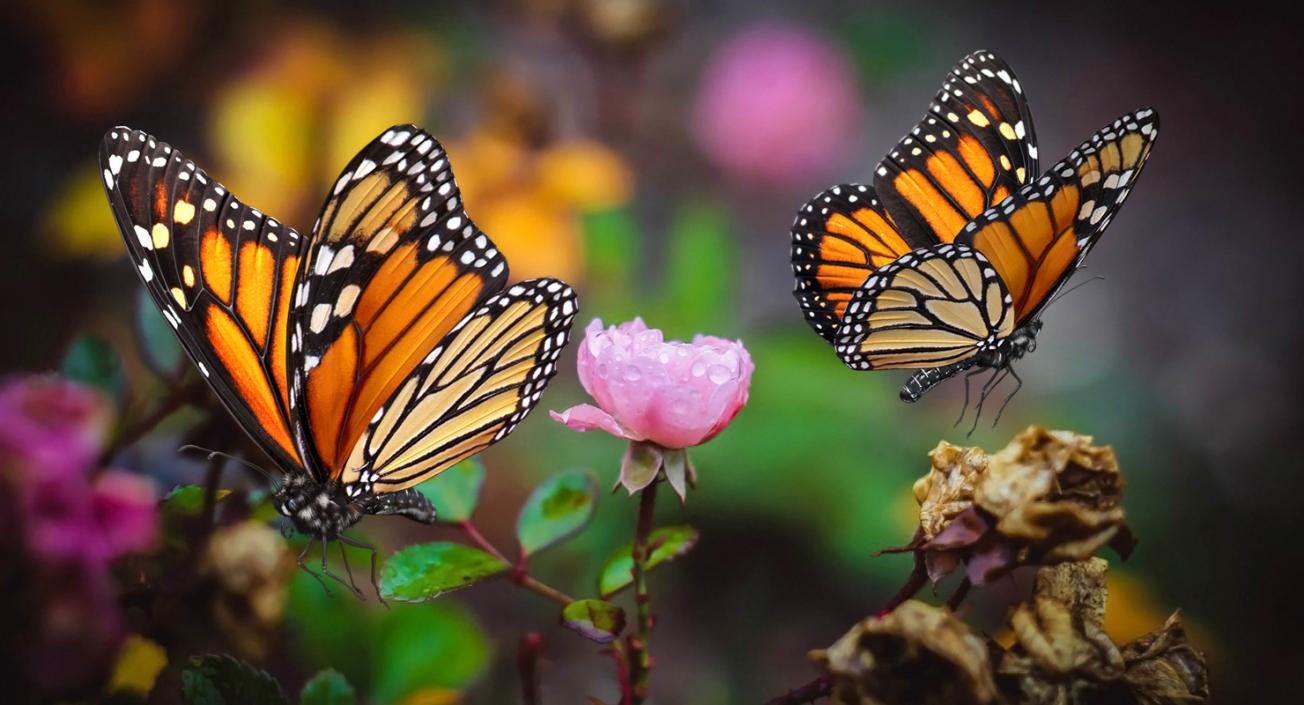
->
[337,539,362,595]
[297,537,331,595]
[992,366,1024,427]
[318,536,364,599]
[954,368,986,429]
[967,368,1009,437]
[338,534,386,607]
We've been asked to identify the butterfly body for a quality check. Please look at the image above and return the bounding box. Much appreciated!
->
[791,50,1157,414]
[103,124,578,592]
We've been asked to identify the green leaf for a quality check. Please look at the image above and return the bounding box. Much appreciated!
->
[516,471,598,556]
[380,542,508,602]
[561,599,626,644]
[598,525,700,598]
[135,287,183,377]
[180,654,288,705]
[298,670,355,705]
[415,459,485,523]
[162,485,231,516]
[369,603,490,704]
[62,335,125,400]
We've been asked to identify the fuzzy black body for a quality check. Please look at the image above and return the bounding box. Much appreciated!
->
[900,320,1042,402]
[273,472,437,539]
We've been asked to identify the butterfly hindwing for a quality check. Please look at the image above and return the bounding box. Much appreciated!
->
[790,184,916,341]
[339,278,578,496]
[875,50,1039,245]
[288,125,511,480]
[835,244,1014,371]
[958,108,1159,323]
[101,127,307,473]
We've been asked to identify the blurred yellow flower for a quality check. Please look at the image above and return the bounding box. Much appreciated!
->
[208,24,445,224]
[107,634,167,695]
[1104,570,1178,644]
[43,162,121,260]
[536,139,633,211]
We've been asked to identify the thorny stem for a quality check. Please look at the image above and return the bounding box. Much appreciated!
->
[609,641,635,705]
[518,631,543,705]
[627,480,659,704]
[457,521,575,606]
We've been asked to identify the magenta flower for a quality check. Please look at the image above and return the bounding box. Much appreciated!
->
[551,318,753,498]
[692,21,862,189]
[0,374,112,473]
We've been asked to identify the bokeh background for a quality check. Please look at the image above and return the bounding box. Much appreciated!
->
[2,0,1300,702]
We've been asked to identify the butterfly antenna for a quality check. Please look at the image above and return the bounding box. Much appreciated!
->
[1046,275,1106,309]
[991,366,1023,426]
[178,445,280,488]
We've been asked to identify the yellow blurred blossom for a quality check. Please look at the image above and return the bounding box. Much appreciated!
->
[107,634,167,695]
[536,139,633,211]
[209,24,445,223]
[43,162,121,260]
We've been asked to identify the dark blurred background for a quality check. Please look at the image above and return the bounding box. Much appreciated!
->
[2,0,1300,702]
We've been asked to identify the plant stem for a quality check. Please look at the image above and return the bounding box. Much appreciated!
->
[761,675,832,705]
[628,480,658,704]
[946,577,972,611]
[877,549,928,617]
[98,378,200,467]
[458,521,575,606]
[518,631,543,705]
[200,453,226,530]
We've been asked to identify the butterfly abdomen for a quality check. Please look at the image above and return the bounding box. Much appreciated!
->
[900,358,979,402]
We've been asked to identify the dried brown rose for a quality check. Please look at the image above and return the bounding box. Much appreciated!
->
[996,560,1209,705]
[892,427,1136,585]
[811,600,998,705]
[200,521,295,660]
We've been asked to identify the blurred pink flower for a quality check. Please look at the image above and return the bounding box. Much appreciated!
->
[692,22,861,189]
[0,374,112,473]
[0,375,157,563]
[551,318,753,498]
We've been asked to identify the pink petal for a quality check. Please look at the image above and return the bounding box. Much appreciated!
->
[549,405,638,440]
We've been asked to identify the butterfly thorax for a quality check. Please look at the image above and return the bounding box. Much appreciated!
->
[274,473,362,538]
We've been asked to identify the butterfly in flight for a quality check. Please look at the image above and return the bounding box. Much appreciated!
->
[102,124,578,595]
[790,50,1158,427]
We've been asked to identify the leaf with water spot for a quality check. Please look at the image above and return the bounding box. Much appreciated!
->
[516,470,598,556]
[598,525,700,598]
[380,542,508,603]
[180,654,288,705]
[298,669,354,705]
[561,599,626,644]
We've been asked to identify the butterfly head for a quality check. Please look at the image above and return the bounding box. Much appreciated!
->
[273,473,362,538]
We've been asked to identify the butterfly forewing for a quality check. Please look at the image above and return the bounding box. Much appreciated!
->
[835,245,1014,371]
[790,184,915,342]
[874,50,1039,245]
[288,125,510,480]
[340,278,578,496]
[101,127,308,473]
[957,108,1159,323]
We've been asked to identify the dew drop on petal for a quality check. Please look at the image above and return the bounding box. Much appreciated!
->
[708,364,733,384]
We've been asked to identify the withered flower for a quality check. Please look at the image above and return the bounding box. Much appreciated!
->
[997,560,1209,705]
[894,427,1136,585]
[811,600,998,705]
[200,521,295,660]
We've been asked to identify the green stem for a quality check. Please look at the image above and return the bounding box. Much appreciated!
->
[628,479,658,703]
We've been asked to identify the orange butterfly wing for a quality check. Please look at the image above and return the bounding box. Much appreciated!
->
[874,50,1039,245]
[958,108,1159,323]
[287,126,510,480]
[101,127,306,473]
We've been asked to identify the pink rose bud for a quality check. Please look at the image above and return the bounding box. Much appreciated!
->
[551,318,753,498]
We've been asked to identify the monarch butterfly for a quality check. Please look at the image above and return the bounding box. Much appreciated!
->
[790,50,1158,420]
[102,125,578,593]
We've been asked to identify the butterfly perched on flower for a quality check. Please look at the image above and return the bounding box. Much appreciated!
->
[790,50,1158,419]
[101,124,578,593]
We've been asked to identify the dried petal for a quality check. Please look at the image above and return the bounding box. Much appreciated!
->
[1120,612,1209,704]
[812,601,997,705]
